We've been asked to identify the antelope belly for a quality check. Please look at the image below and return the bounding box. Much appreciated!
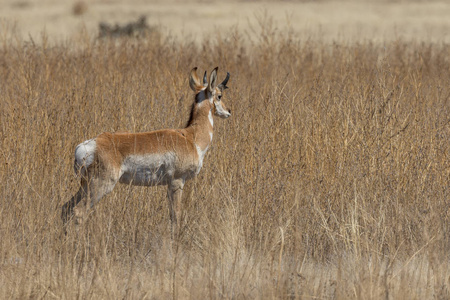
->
[119,153,176,186]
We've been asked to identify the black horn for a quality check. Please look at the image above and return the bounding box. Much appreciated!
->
[218,72,230,90]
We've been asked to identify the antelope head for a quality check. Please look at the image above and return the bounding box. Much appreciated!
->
[190,67,231,119]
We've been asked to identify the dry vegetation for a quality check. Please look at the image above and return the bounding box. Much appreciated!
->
[0,21,449,299]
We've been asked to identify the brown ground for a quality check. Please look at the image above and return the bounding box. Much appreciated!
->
[2,0,450,43]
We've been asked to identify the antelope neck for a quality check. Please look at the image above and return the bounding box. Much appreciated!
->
[186,103,213,152]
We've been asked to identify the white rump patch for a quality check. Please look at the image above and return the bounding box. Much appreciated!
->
[119,152,176,186]
[74,138,96,176]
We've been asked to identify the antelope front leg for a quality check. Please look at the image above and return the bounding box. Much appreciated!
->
[167,179,185,240]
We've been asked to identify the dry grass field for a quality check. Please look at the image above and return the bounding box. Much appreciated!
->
[0,3,449,299]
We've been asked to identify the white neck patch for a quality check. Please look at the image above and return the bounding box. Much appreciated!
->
[195,143,209,174]
[208,110,213,127]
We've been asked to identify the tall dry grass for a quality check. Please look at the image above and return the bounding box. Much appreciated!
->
[0,22,448,299]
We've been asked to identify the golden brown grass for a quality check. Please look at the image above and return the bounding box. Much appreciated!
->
[0,23,449,299]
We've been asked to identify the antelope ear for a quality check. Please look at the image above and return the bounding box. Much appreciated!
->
[202,71,208,87]
[208,67,218,93]
[189,67,202,91]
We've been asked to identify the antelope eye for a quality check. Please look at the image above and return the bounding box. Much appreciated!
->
[218,95,222,100]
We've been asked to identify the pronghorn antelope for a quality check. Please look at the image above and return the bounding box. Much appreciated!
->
[62,67,231,237]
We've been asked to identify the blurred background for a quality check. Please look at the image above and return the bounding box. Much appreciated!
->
[1,0,450,43]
